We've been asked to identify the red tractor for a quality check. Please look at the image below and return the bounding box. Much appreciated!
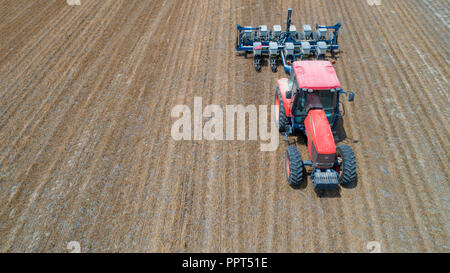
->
[274,60,356,190]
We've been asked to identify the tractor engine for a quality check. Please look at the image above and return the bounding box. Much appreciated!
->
[303,92,336,169]
[305,110,336,168]
[303,92,340,189]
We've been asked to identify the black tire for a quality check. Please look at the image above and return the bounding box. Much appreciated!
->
[274,87,289,132]
[271,64,277,73]
[285,145,304,186]
[270,57,277,72]
[336,145,357,185]
[254,56,261,71]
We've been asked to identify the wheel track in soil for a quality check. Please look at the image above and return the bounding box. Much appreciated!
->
[144,0,201,252]
[336,0,402,251]
[0,0,100,145]
[1,0,151,251]
[372,0,447,250]
[76,0,186,251]
[66,0,177,251]
[0,0,121,210]
[0,1,61,58]
[344,0,428,251]
[0,0,448,252]
[338,0,432,251]
[377,0,448,250]
[336,0,444,251]
[3,0,163,251]
[0,0,119,227]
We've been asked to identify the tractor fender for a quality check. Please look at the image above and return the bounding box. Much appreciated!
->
[277,78,293,117]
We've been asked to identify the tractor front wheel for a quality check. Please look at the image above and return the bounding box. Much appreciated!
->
[336,145,357,185]
[285,145,304,186]
[274,87,288,132]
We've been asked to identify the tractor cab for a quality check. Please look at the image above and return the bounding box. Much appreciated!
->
[291,87,338,125]
[288,61,341,127]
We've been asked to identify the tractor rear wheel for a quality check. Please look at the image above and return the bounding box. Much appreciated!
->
[336,145,357,185]
[285,145,304,186]
[274,87,288,132]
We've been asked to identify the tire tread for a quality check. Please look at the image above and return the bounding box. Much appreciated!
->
[337,145,357,185]
[286,145,304,186]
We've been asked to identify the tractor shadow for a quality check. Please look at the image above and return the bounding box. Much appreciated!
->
[314,187,341,198]
[333,116,347,144]
[334,114,360,145]
[237,52,267,73]
[260,58,268,70]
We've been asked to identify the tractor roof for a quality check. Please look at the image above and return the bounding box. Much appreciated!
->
[293,61,341,90]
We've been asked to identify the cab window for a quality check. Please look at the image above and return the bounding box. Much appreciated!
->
[293,90,337,124]
[293,90,306,123]
[317,90,337,122]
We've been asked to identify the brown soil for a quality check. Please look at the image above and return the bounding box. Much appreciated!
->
[0,0,448,252]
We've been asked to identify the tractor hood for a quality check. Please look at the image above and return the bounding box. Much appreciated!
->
[305,109,336,167]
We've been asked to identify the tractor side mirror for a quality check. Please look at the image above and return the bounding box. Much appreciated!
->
[286,91,292,99]
[348,91,355,102]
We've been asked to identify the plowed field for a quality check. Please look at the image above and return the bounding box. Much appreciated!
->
[0,0,448,252]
